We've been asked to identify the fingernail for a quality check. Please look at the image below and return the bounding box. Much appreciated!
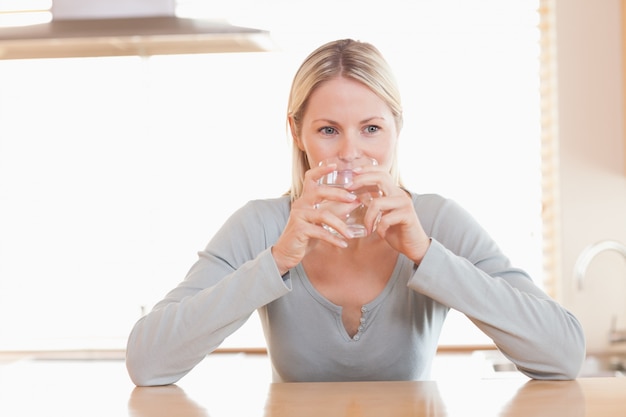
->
[373,212,382,232]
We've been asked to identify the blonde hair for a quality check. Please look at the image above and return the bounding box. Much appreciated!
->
[287,39,404,200]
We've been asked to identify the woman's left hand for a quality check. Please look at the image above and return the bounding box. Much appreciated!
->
[349,167,431,265]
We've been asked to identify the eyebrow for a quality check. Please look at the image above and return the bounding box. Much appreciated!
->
[311,116,388,124]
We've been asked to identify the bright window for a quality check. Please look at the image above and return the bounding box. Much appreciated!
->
[0,0,540,350]
[0,0,51,26]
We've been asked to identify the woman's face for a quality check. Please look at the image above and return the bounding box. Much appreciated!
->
[295,76,398,171]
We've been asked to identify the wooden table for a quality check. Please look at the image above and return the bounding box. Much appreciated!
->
[0,356,624,416]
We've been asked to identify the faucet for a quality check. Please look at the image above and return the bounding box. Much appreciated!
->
[574,240,626,344]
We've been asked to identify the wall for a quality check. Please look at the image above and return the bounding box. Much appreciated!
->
[555,0,626,353]
[0,2,542,351]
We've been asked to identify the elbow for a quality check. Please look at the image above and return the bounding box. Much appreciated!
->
[127,365,158,387]
[560,316,587,379]
[563,344,587,380]
[126,358,155,387]
[560,343,587,380]
[541,311,587,380]
[519,360,583,381]
[521,357,584,381]
[128,372,175,388]
[522,325,587,380]
[126,349,182,387]
[126,328,154,386]
[516,351,585,380]
[125,330,182,387]
[126,348,161,387]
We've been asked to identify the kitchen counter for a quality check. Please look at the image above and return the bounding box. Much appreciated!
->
[0,353,625,416]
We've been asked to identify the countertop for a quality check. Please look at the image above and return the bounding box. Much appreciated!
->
[1,352,625,416]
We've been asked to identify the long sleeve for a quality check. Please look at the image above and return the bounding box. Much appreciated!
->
[126,193,586,385]
[408,195,586,380]
[126,198,291,386]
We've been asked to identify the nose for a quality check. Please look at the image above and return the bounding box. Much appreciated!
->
[337,133,362,161]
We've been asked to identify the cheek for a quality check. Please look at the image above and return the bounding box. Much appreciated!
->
[299,136,334,166]
[297,147,324,169]
[374,138,398,168]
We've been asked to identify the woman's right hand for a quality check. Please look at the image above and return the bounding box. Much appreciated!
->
[271,163,359,275]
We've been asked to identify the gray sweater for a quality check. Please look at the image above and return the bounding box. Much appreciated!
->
[126,193,585,386]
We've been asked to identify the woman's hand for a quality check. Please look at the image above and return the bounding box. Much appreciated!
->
[271,163,360,275]
[349,166,431,265]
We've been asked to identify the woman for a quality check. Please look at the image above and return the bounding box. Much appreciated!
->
[126,39,585,386]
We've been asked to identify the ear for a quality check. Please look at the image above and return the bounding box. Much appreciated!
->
[288,116,305,151]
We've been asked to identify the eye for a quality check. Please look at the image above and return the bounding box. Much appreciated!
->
[319,126,337,135]
[364,125,380,134]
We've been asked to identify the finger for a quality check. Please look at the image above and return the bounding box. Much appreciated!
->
[293,198,354,241]
[361,194,390,225]
[313,207,359,241]
[315,229,350,248]
[344,168,390,195]
[303,162,338,185]
[316,200,360,222]
[304,164,357,208]
[294,215,350,248]
[365,195,415,231]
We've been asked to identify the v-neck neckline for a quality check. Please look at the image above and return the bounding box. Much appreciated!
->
[294,256,405,341]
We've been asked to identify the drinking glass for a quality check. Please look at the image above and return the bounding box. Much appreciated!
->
[318,157,382,238]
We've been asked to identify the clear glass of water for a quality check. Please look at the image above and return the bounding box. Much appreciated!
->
[318,157,382,238]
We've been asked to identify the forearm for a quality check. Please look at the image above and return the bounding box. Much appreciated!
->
[126,248,290,386]
[409,239,585,379]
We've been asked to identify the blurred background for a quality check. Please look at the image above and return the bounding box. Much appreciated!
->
[0,0,623,356]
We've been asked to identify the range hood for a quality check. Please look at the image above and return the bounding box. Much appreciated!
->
[0,0,273,60]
